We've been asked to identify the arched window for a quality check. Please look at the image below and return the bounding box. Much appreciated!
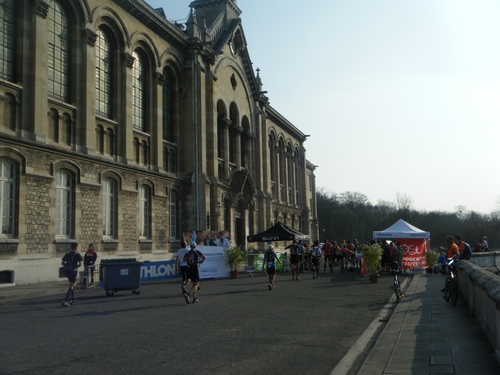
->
[0,158,16,237]
[102,178,117,238]
[0,0,15,81]
[139,185,150,238]
[132,51,144,131]
[169,190,177,239]
[229,103,238,163]
[55,169,73,237]
[162,67,176,142]
[48,1,70,101]
[95,29,111,118]
[217,101,226,160]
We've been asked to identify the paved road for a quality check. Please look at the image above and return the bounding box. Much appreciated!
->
[0,270,409,375]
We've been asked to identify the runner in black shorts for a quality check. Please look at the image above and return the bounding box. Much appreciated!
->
[310,240,322,279]
[262,244,281,290]
[286,240,301,281]
[183,242,206,304]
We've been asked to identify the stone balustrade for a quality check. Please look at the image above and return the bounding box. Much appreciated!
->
[458,253,500,365]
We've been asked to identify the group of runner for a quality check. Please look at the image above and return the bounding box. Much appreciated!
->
[259,238,363,290]
[282,239,362,278]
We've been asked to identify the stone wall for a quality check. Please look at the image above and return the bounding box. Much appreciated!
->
[458,260,500,365]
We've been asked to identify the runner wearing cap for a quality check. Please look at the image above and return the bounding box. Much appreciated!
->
[262,244,281,290]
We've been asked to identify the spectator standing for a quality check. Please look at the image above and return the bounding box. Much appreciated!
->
[175,241,190,296]
[61,242,83,307]
[83,244,97,286]
[215,231,230,248]
[183,242,206,304]
[262,244,281,290]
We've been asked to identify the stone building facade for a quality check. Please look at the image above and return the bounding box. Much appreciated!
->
[0,0,318,284]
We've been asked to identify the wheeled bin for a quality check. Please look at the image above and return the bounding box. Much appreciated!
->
[100,259,143,296]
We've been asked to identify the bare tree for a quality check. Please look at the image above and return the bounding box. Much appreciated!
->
[339,191,369,210]
[395,193,414,211]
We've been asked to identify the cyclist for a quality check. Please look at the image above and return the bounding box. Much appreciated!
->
[441,236,459,292]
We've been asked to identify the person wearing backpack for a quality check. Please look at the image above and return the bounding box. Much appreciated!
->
[60,242,83,307]
[175,241,190,295]
[262,244,282,290]
[310,240,322,279]
[182,242,206,304]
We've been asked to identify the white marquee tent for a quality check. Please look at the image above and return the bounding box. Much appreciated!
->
[373,219,430,269]
[373,219,430,239]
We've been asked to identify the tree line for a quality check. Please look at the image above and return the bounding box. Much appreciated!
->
[316,189,500,249]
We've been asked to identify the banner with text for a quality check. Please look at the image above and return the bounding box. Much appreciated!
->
[140,246,230,281]
[399,238,429,269]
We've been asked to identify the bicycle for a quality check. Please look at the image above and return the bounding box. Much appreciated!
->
[442,257,459,306]
[390,260,403,302]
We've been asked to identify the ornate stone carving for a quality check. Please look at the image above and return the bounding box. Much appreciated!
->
[155,72,165,85]
[124,52,135,68]
[85,28,97,47]
[37,1,49,19]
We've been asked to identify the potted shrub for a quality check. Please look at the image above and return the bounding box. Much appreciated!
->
[425,249,439,274]
[224,245,244,278]
[361,243,383,283]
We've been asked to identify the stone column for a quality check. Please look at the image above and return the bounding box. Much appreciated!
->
[152,71,165,173]
[83,28,97,155]
[222,118,231,179]
[234,125,243,169]
[32,1,50,143]
[121,52,135,164]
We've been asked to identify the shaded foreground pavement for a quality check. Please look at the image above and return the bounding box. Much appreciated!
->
[355,273,500,375]
[0,270,498,375]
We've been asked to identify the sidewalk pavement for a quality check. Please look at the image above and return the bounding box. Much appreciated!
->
[354,273,500,375]
[0,280,71,302]
[1,274,499,375]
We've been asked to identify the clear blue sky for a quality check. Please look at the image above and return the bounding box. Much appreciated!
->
[146,0,500,214]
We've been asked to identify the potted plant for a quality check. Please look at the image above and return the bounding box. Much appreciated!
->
[224,245,244,279]
[361,243,383,283]
[425,249,439,274]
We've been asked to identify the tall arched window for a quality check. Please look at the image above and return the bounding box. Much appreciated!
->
[162,67,176,142]
[132,51,144,131]
[229,103,238,163]
[217,101,226,160]
[95,29,111,118]
[169,191,177,239]
[48,1,70,101]
[102,178,117,238]
[55,170,73,237]
[139,185,150,238]
[0,0,15,81]
[0,158,16,238]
